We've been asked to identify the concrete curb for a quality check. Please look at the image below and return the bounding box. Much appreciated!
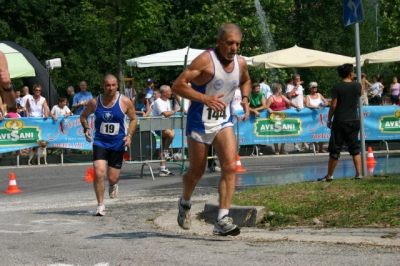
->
[202,199,265,227]
[154,200,400,247]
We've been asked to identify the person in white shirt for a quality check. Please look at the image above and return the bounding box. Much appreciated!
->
[50,97,72,120]
[25,84,49,118]
[259,77,271,100]
[124,80,135,100]
[369,76,384,106]
[151,85,180,176]
[286,74,308,151]
[20,86,31,117]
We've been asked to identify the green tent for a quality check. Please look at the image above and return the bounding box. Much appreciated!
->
[0,43,35,78]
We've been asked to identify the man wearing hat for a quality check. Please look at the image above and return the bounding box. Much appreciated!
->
[144,78,154,104]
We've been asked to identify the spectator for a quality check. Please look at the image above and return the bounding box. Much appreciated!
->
[124,80,135,100]
[266,82,301,155]
[259,77,271,100]
[19,86,31,117]
[305,81,330,153]
[175,94,190,114]
[132,90,150,117]
[389,76,400,105]
[25,84,49,118]
[149,88,161,116]
[66,86,75,112]
[249,82,267,117]
[231,87,243,114]
[151,85,180,176]
[6,104,20,118]
[50,97,72,121]
[378,75,386,94]
[15,89,24,115]
[368,76,384,106]
[319,63,362,181]
[144,78,154,104]
[80,74,137,216]
[286,74,308,151]
[15,89,21,105]
[361,73,371,106]
[72,81,93,115]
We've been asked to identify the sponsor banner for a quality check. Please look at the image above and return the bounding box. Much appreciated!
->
[0,116,93,153]
[1,106,400,153]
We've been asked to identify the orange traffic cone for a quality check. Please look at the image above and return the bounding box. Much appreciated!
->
[366,147,377,165]
[367,163,376,175]
[123,150,134,161]
[236,154,247,172]
[85,168,94,182]
[4,172,23,194]
[123,151,129,161]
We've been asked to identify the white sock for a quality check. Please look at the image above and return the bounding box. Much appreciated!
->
[160,166,166,171]
[218,209,229,220]
[180,197,192,208]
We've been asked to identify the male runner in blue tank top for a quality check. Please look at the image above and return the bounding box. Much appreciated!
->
[172,23,251,236]
[80,74,137,216]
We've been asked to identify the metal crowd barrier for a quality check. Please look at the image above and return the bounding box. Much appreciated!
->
[124,116,187,180]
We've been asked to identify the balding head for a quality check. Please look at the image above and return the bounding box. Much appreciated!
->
[217,23,242,41]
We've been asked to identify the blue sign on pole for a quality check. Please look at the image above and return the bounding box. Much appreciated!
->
[343,0,365,26]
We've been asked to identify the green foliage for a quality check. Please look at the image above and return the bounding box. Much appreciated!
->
[0,0,399,98]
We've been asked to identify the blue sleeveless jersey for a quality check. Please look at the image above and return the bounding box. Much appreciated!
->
[187,49,240,133]
[93,93,126,151]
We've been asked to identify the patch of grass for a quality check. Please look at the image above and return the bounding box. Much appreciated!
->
[232,175,400,227]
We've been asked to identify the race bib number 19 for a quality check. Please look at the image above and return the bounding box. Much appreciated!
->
[100,122,120,135]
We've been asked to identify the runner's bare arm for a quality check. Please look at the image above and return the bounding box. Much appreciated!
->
[80,98,97,142]
[172,52,226,112]
[0,52,16,107]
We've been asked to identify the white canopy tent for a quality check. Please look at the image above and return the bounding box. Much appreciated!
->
[0,43,35,78]
[126,46,253,67]
[252,45,356,68]
[360,46,400,64]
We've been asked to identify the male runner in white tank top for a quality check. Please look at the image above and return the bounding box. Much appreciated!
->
[172,23,251,236]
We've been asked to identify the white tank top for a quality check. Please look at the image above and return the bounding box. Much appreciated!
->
[28,96,46,117]
[187,49,240,133]
[307,93,323,107]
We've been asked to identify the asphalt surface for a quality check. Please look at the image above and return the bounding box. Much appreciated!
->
[0,151,400,265]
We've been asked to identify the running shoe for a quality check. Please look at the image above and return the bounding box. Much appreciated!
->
[213,166,221,172]
[354,175,363,180]
[109,184,118,199]
[317,175,333,182]
[177,197,191,230]
[213,215,240,236]
[94,203,106,216]
[159,169,175,177]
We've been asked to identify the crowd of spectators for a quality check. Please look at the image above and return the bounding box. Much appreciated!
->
[2,70,398,161]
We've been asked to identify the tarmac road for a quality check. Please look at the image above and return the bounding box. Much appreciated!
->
[0,153,399,266]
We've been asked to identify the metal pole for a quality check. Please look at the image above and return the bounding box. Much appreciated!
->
[375,3,378,49]
[355,22,367,176]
